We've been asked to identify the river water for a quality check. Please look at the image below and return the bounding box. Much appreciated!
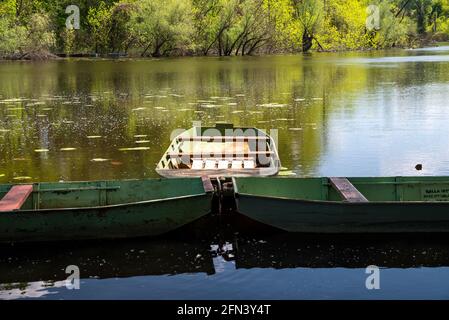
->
[2,47,449,299]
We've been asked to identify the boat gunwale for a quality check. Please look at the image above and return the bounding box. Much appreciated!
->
[236,192,449,206]
[3,192,212,215]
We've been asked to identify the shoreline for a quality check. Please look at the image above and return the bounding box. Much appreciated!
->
[2,42,449,62]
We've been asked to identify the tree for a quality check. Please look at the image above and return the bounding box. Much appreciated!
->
[129,0,194,57]
[87,1,113,54]
[292,0,324,52]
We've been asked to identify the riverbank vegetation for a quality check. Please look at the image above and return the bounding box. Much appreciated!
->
[1,0,449,59]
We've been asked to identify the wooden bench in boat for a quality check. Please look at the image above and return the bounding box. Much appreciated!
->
[178,136,270,142]
[329,177,368,203]
[168,151,274,158]
[0,185,34,212]
[191,158,257,170]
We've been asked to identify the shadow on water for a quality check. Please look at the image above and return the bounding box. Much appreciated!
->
[2,213,449,286]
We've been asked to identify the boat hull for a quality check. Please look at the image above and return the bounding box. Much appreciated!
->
[236,194,449,233]
[0,194,212,243]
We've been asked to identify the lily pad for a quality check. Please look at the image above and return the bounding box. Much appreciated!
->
[13,176,32,180]
[278,170,297,176]
[119,147,150,151]
[91,158,109,162]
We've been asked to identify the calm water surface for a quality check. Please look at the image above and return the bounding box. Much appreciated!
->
[2,47,449,299]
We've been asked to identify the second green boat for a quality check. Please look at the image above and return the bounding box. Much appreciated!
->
[234,176,449,233]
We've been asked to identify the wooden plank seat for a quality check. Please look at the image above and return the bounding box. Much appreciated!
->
[204,159,217,169]
[329,177,368,203]
[168,151,274,158]
[178,136,270,142]
[191,159,204,169]
[218,160,230,169]
[0,185,34,212]
[232,160,244,169]
[243,159,256,169]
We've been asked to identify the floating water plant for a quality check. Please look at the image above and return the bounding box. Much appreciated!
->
[119,147,150,151]
[91,158,109,162]
[13,176,32,180]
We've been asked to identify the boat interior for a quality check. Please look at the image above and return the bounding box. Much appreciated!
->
[234,177,449,202]
[157,124,280,176]
[0,178,208,211]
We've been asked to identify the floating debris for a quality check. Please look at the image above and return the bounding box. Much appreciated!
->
[289,128,303,131]
[135,140,150,144]
[60,148,76,151]
[91,158,109,162]
[294,98,306,102]
[312,98,323,101]
[87,136,102,139]
[132,107,147,112]
[111,161,123,166]
[13,176,32,181]
[134,135,148,138]
[235,94,245,97]
[34,149,49,153]
[258,103,287,108]
[228,103,237,106]
[0,129,10,133]
[278,170,297,176]
[232,110,244,114]
[119,147,150,151]
[0,174,5,178]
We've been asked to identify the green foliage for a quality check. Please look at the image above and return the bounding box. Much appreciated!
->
[129,0,193,57]
[87,1,113,53]
[2,0,449,59]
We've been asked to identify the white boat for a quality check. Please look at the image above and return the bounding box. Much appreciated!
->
[156,124,281,178]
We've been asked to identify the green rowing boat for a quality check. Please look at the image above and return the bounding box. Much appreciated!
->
[234,176,449,233]
[0,178,214,243]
